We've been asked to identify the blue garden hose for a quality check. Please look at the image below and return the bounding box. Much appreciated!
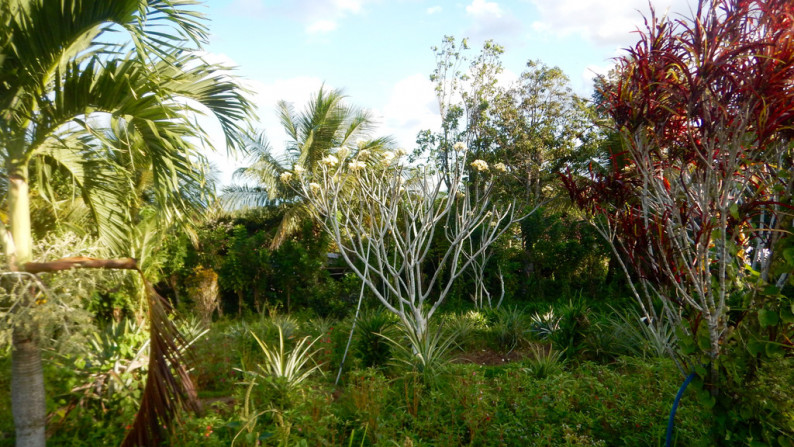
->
[666,372,696,447]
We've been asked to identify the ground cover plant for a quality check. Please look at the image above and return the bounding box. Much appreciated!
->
[2,307,726,446]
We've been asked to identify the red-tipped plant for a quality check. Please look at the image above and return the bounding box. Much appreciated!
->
[562,0,794,386]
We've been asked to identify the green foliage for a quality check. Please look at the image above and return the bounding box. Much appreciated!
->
[489,305,529,353]
[550,298,594,359]
[599,306,676,359]
[440,310,489,351]
[248,326,325,397]
[86,288,136,323]
[353,309,398,369]
[519,211,611,299]
[523,344,565,379]
[47,320,148,431]
[180,212,355,318]
[529,307,561,340]
[0,233,116,351]
[382,323,460,386]
[11,308,734,446]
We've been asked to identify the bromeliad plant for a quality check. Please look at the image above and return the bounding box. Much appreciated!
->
[562,0,794,442]
[248,326,324,398]
[232,327,324,445]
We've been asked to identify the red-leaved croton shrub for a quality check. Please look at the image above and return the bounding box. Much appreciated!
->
[562,0,794,391]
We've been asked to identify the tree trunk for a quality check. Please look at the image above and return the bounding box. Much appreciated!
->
[11,329,45,447]
[7,165,46,447]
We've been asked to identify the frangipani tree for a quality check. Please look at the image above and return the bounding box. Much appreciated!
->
[287,144,531,340]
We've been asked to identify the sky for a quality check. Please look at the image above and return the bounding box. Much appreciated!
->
[196,0,698,185]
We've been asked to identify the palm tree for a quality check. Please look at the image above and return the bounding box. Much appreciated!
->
[225,87,393,247]
[0,1,253,445]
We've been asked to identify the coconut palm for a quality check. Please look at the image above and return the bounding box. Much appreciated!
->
[224,87,393,247]
[0,1,253,446]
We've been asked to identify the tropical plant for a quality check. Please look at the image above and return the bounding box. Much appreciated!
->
[529,308,561,340]
[490,305,528,354]
[550,298,592,359]
[604,306,676,359]
[353,308,398,369]
[225,87,392,247]
[523,344,565,379]
[249,327,324,393]
[0,1,253,444]
[382,321,461,385]
[561,0,794,442]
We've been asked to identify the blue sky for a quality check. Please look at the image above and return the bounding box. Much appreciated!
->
[197,0,696,184]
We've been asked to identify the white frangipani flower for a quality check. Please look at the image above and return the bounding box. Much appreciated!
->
[395,148,407,157]
[321,155,339,167]
[279,172,293,183]
[358,149,371,159]
[309,182,321,193]
[471,159,489,172]
[453,142,467,152]
[293,165,306,175]
[349,160,366,170]
[336,147,350,160]
[382,151,395,165]
[493,162,507,173]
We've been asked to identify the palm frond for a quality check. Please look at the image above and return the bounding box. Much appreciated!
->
[150,52,255,153]
[277,100,299,155]
[121,277,200,447]
[220,184,282,210]
[270,203,312,249]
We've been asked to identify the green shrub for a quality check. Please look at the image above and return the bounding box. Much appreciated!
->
[550,298,593,359]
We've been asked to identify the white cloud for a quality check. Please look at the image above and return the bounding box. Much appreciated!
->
[228,0,373,35]
[306,19,338,34]
[376,74,440,151]
[426,6,442,15]
[529,0,696,46]
[464,0,522,43]
[244,76,328,150]
[466,0,503,18]
[333,0,364,14]
[580,64,613,93]
[289,0,374,35]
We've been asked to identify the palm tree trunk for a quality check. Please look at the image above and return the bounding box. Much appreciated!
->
[11,328,45,447]
[7,165,46,447]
